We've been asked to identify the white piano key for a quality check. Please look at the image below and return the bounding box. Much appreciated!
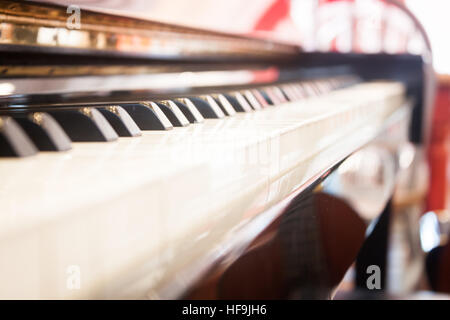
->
[215,94,237,116]
[242,90,262,110]
[159,100,190,127]
[234,92,253,112]
[251,89,270,108]
[175,98,205,123]
[143,102,174,129]
[203,95,227,118]
[0,116,39,157]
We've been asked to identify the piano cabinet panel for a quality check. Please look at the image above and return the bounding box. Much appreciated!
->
[184,117,408,300]
[184,188,370,300]
[184,123,409,300]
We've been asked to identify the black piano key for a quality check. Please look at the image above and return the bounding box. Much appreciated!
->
[242,90,262,110]
[301,83,317,97]
[188,97,225,119]
[283,85,300,101]
[223,93,251,112]
[14,112,72,151]
[98,106,142,137]
[213,97,229,115]
[173,99,204,123]
[272,87,287,103]
[328,78,339,90]
[203,95,230,117]
[258,89,274,105]
[120,103,173,130]
[308,82,321,95]
[0,116,38,157]
[156,101,189,127]
[222,94,243,112]
[214,94,237,116]
[314,81,327,94]
[293,84,307,98]
[264,87,282,105]
[234,92,254,112]
[276,86,291,102]
[279,85,293,101]
[48,107,118,142]
[251,89,269,108]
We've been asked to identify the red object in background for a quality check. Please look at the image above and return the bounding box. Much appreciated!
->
[254,0,448,211]
[427,77,450,212]
[253,0,290,32]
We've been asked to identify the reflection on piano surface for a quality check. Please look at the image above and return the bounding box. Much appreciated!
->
[0,0,428,299]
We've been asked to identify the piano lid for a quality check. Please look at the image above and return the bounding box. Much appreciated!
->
[0,0,300,60]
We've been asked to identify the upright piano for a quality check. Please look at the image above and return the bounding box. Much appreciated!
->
[0,0,428,299]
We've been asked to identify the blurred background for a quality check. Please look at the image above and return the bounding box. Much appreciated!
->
[44,0,449,73]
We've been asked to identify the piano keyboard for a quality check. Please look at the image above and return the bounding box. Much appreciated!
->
[0,75,356,157]
[0,78,408,299]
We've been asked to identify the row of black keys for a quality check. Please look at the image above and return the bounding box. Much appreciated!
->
[0,77,355,157]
